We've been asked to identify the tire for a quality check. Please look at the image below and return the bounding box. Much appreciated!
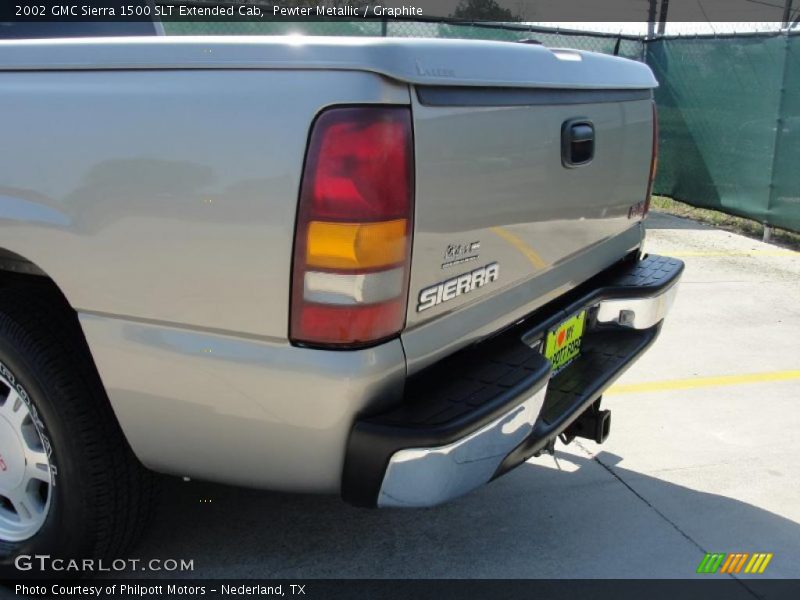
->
[0,283,156,574]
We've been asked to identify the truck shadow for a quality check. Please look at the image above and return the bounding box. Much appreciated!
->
[133,450,800,579]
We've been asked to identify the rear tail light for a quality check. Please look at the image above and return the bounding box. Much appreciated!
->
[643,101,659,216]
[290,106,414,347]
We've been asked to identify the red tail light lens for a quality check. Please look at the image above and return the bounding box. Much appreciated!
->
[290,106,414,347]
[644,101,659,216]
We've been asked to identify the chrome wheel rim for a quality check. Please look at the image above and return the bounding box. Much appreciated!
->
[0,372,52,542]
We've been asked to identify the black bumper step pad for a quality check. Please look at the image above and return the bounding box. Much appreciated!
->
[541,329,657,425]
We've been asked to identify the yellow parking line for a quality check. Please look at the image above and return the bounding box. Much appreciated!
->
[489,226,548,269]
[668,249,797,258]
[606,370,800,395]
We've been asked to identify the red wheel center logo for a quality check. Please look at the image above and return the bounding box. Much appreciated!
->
[0,454,7,472]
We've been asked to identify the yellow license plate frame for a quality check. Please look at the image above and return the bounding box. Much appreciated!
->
[544,310,587,372]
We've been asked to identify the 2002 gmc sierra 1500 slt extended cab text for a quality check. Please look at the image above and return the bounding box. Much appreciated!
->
[0,35,683,565]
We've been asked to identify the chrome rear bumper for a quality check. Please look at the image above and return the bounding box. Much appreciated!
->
[343,254,684,508]
[378,384,548,508]
[596,279,679,330]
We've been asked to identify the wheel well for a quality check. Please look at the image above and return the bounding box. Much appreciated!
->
[0,249,69,306]
[0,248,140,465]
[0,248,47,277]
[0,248,109,397]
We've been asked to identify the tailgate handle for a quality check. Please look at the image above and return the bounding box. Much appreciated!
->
[562,119,594,167]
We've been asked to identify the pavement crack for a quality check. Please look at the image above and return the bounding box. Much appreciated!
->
[574,441,764,599]
[577,441,704,552]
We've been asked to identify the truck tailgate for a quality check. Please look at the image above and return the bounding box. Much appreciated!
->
[407,87,654,323]
[404,79,657,370]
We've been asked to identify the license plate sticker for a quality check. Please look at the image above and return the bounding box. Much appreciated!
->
[544,310,587,372]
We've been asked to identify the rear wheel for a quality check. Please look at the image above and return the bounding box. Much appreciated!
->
[0,372,53,543]
[0,283,156,572]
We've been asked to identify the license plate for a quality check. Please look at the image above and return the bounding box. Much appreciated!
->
[544,310,586,372]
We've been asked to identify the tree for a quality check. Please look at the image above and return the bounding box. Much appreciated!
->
[451,0,520,21]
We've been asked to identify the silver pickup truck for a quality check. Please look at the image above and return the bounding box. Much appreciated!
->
[0,35,682,564]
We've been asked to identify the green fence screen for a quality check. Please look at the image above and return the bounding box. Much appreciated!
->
[648,34,800,232]
[771,35,800,232]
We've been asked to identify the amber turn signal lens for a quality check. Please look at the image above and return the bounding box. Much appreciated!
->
[306,219,407,271]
